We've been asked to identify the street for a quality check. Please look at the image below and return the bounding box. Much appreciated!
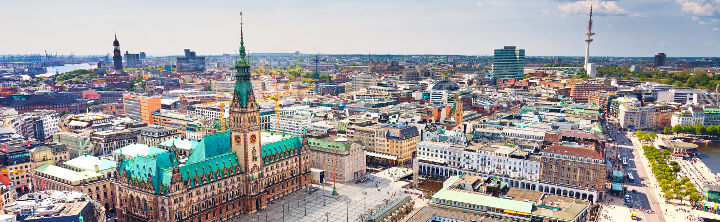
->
[604,126,665,222]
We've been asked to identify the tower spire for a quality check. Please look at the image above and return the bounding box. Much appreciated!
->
[239,12,246,60]
[231,11,255,109]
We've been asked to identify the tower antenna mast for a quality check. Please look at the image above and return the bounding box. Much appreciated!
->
[584,2,594,69]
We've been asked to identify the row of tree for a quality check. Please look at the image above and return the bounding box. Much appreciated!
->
[643,145,703,203]
[667,125,720,136]
[598,66,718,90]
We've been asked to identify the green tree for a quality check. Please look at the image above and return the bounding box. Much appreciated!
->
[663,127,671,134]
[649,132,658,141]
[690,192,703,204]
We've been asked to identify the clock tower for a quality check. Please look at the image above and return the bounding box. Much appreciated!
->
[229,18,262,185]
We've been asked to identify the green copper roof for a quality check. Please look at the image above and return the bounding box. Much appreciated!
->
[232,21,255,108]
[180,152,239,187]
[118,150,178,195]
[187,131,232,164]
[432,185,533,214]
[307,137,352,152]
[159,138,200,151]
[261,134,303,164]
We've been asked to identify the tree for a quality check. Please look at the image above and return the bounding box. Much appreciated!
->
[664,190,675,200]
[649,132,658,141]
[672,125,682,134]
[689,192,703,204]
[664,127,672,134]
[695,125,707,135]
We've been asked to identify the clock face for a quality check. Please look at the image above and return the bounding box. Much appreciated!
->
[234,135,242,144]
[250,134,257,143]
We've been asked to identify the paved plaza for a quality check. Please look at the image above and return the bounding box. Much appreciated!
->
[229,168,413,222]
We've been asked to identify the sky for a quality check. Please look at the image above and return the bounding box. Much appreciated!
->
[0,0,719,57]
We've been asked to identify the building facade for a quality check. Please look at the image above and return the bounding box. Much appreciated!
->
[123,94,161,124]
[492,46,525,80]
[137,126,182,148]
[539,144,606,202]
[306,134,366,183]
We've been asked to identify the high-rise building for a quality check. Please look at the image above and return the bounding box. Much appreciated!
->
[112,34,123,71]
[114,20,311,221]
[492,46,525,79]
[125,51,141,68]
[177,49,206,73]
[122,94,161,124]
[654,53,667,67]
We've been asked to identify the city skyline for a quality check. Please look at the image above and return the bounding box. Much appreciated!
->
[1,0,719,57]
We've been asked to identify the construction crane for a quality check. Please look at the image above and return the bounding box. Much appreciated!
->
[213,79,228,131]
[258,75,313,133]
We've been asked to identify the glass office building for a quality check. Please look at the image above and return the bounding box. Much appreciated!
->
[492,46,525,79]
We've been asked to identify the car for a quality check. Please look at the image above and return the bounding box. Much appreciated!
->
[632,189,638,194]
[307,187,319,194]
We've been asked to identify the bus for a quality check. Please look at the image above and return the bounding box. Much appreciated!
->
[627,173,635,183]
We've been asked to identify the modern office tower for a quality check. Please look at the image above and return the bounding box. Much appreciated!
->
[125,51,141,68]
[654,53,667,67]
[492,46,525,79]
[112,34,123,71]
[122,94,161,124]
[176,49,206,73]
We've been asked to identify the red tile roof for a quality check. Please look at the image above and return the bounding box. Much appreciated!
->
[544,145,603,160]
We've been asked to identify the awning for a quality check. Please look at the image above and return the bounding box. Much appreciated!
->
[611,183,623,191]
[67,120,89,127]
[417,156,446,164]
[0,175,10,186]
[365,151,397,160]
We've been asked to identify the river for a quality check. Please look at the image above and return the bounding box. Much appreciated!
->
[697,142,720,175]
[21,63,95,80]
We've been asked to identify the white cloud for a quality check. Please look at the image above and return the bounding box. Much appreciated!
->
[476,1,505,7]
[677,0,720,31]
[677,0,719,16]
[558,1,638,17]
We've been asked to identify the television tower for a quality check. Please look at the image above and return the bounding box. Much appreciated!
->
[584,3,596,78]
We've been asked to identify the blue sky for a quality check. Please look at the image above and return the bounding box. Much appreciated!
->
[0,0,718,57]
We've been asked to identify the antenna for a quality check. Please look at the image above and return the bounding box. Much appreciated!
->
[583,2,595,70]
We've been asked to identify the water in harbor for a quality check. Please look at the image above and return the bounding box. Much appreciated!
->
[696,142,720,175]
[21,63,95,80]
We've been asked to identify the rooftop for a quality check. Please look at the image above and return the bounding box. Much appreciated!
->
[35,164,103,182]
[158,137,200,151]
[113,143,168,158]
[63,155,117,172]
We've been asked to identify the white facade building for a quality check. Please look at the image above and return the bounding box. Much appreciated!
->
[416,141,540,181]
